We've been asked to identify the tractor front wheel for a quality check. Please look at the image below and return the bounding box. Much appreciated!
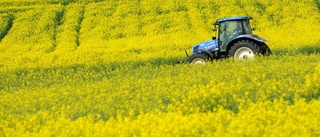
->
[187,54,208,64]
[228,40,257,60]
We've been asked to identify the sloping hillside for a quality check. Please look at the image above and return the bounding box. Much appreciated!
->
[0,0,319,69]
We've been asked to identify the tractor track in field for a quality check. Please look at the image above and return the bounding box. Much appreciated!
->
[0,14,14,42]
[49,4,85,53]
[0,2,88,52]
[76,6,85,47]
[50,8,65,53]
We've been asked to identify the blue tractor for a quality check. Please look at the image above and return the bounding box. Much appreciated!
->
[187,16,271,64]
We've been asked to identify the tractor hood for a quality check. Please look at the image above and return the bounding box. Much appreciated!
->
[191,39,218,54]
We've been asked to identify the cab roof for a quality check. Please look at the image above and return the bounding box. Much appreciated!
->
[214,16,252,25]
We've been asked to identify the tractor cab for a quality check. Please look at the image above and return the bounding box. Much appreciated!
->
[215,16,253,52]
[187,16,271,64]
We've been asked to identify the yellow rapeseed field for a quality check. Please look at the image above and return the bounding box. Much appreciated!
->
[0,0,319,136]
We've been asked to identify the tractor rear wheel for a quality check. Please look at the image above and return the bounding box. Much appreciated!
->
[228,40,257,60]
[187,54,208,64]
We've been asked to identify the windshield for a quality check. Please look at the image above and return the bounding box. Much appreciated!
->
[217,20,252,51]
[218,21,242,51]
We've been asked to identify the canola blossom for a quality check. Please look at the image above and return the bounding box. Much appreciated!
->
[0,0,319,136]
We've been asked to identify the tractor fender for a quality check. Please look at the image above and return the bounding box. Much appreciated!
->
[225,34,267,52]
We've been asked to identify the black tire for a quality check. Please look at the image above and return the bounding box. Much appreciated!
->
[228,40,257,60]
[187,54,208,64]
[258,44,272,56]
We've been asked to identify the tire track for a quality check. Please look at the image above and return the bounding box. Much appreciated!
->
[0,14,14,42]
[50,8,65,53]
[76,6,85,47]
